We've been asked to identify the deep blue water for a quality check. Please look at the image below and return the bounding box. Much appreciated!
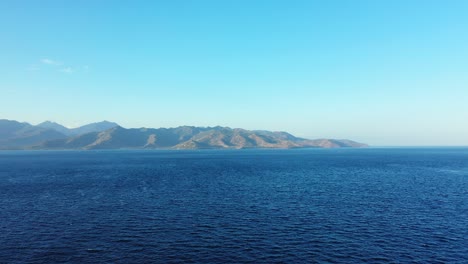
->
[0,148,467,263]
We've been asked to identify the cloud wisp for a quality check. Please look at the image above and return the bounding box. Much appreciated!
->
[59,67,74,74]
[41,58,62,66]
[36,58,88,74]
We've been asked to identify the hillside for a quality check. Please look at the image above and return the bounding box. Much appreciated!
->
[33,126,367,150]
[0,119,367,150]
[0,120,67,149]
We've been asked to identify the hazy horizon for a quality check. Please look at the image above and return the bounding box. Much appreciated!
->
[1,1,468,146]
[1,117,466,147]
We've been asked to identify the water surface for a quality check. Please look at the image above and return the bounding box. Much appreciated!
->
[0,148,467,263]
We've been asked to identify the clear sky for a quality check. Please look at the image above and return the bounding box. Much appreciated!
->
[1,0,468,146]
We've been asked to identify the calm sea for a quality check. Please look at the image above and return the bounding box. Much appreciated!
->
[0,148,467,263]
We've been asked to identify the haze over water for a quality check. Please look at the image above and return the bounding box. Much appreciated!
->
[1,148,467,263]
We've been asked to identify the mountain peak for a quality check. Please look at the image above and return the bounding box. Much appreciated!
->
[37,120,67,127]
[38,120,53,125]
[36,121,70,135]
[67,121,119,136]
[93,120,118,125]
[36,120,120,136]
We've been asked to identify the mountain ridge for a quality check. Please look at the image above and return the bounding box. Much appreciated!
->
[0,119,368,150]
[37,120,119,136]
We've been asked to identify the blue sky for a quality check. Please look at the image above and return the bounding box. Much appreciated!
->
[1,0,468,146]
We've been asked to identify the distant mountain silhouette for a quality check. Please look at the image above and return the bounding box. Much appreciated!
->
[0,119,367,150]
[37,121,71,135]
[0,120,67,149]
[37,120,119,136]
[69,121,119,135]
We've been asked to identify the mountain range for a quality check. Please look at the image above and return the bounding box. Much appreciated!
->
[0,119,367,150]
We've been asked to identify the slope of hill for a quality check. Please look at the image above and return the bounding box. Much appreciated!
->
[69,121,119,135]
[0,119,67,149]
[33,126,367,150]
[37,121,71,135]
[1,119,367,150]
[37,120,119,136]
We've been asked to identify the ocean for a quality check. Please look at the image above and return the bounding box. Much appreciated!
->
[0,148,467,263]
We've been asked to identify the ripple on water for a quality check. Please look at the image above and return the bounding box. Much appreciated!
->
[0,148,467,263]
